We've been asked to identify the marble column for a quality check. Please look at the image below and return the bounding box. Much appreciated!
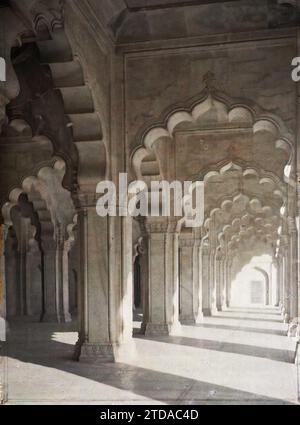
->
[75,195,134,362]
[288,218,298,320]
[201,240,212,316]
[281,242,290,322]
[25,240,42,317]
[276,254,283,308]
[138,228,150,331]
[222,258,228,309]
[4,229,18,317]
[194,239,203,323]
[16,217,29,316]
[272,258,280,307]
[142,218,180,336]
[179,233,195,324]
[225,257,233,308]
[210,247,217,314]
[215,251,223,312]
[61,238,72,323]
[41,237,58,322]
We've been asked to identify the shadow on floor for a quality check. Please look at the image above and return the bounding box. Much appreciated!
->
[3,318,297,405]
[136,335,295,364]
[211,315,283,323]
[225,309,283,316]
[192,323,287,337]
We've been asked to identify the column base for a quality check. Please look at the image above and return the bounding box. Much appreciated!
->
[180,316,197,325]
[40,313,60,323]
[287,318,300,339]
[216,304,223,312]
[142,321,181,336]
[211,306,219,315]
[75,341,115,363]
[74,338,136,363]
[195,310,204,324]
[202,308,212,317]
[62,312,72,323]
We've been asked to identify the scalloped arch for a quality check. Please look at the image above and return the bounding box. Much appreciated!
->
[132,92,294,182]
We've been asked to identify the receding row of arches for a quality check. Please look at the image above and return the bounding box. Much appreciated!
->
[0,2,298,365]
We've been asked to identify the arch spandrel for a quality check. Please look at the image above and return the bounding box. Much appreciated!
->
[132,84,294,187]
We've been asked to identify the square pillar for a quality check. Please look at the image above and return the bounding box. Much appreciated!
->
[281,243,290,322]
[288,219,298,320]
[142,218,180,336]
[210,248,217,314]
[201,241,212,317]
[25,240,42,317]
[4,229,18,318]
[215,251,224,312]
[179,233,195,324]
[41,237,59,322]
[74,196,134,362]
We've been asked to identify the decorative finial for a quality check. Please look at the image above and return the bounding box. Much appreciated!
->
[203,71,217,91]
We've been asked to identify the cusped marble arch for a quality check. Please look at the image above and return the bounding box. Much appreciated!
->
[2,158,76,238]
[132,92,294,181]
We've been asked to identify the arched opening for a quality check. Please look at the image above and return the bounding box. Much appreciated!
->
[231,255,273,307]
[133,254,142,310]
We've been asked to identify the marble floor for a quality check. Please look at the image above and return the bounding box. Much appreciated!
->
[2,306,299,405]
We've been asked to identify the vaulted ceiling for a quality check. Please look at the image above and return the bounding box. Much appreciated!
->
[86,0,300,44]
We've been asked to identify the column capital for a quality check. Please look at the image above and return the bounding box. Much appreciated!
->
[73,192,99,210]
[41,237,56,252]
[145,218,179,234]
[287,217,297,234]
[179,232,194,248]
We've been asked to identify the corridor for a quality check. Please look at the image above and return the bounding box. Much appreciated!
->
[3,306,299,405]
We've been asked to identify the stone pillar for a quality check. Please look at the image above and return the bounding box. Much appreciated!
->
[276,254,283,308]
[179,233,195,324]
[201,240,211,316]
[210,247,217,314]
[265,270,270,306]
[288,218,298,320]
[25,240,42,317]
[142,218,180,336]
[4,229,18,317]
[41,237,58,322]
[281,242,290,322]
[222,258,228,309]
[215,251,223,312]
[194,239,203,323]
[55,226,73,323]
[75,195,134,362]
[61,238,72,323]
[140,236,149,327]
[272,258,280,307]
[16,217,29,316]
[40,225,73,323]
[225,257,233,308]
